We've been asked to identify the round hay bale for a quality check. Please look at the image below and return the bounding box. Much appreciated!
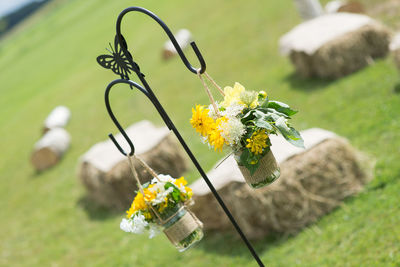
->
[78,121,189,210]
[280,13,391,79]
[191,130,373,240]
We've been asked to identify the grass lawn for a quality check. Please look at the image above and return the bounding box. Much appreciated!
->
[0,0,399,266]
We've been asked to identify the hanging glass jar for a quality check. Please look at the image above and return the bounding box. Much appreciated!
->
[161,203,204,252]
[235,149,280,189]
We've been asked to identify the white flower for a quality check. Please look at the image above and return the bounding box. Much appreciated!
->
[120,213,149,234]
[148,223,162,239]
[218,117,246,146]
[151,186,173,204]
[120,218,134,233]
[131,213,149,234]
[221,103,245,118]
[152,174,174,184]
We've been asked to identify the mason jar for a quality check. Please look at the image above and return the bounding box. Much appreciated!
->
[235,149,280,189]
[161,204,203,252]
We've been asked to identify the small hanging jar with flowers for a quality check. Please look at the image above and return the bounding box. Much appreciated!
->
[120,156,203,252]
[190,73,304,188]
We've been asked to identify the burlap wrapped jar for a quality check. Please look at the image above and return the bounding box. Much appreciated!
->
[127,155,203,252]
[161,204,203,252]
[235,149,280,188]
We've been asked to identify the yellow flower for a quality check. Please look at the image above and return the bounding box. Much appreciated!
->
[220,82,245,108]
[133,192,147,210]
[185,187,193,199]
[143,188,156,203]
[208,117,227,152]
[126,205,136,219]
[190,105,214,136]
[158,197,169,213]
[246,130,269,155]
[174,177,188,188]
[126,191,148,218]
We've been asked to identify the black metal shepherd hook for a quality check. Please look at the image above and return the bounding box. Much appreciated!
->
[98,6,265,267]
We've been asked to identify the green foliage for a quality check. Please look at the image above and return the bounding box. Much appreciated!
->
[164,182,181,203]
[268,100,298,116]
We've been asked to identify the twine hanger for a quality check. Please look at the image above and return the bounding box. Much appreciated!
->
[196,70,225,117]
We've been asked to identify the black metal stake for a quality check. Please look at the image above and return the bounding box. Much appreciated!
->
[99,6,265,267]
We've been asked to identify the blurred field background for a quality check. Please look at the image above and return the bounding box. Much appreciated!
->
[0,0,399,266]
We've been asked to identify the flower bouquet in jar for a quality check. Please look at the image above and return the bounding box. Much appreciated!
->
[120,173,203,252]
[190,79,304,188]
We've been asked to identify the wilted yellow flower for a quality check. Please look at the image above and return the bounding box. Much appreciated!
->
[190,105,214,136]
[220,82,245,108]
[246,130,269,155]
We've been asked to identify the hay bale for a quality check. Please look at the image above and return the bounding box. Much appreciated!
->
[190,129,372,239]
[280,13,391,79]
[78,120,189,210]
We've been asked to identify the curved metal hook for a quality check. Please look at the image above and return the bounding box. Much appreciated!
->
[105,79,150,156]
[116,6,206,74]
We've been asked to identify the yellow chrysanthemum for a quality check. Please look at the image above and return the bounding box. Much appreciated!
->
[190,105,214,136]
[174,177,188,188]
[246,130,269,155]
[208,117,227,152]
[220,82,245,108]
[133,193,146,210]
[126,191,147,218]
[143,188,156,203]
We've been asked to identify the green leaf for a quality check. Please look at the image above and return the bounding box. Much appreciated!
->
[246,161,259,175]
[237,149,262,175]
[274,117,304,148]
[260,97,269,108]
[238,149,250,166]
[268,100,298,116]
[241,110,256,124]
[254,118,273,131]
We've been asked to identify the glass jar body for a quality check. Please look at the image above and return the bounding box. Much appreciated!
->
[161,204,203,252]
[235,149,280,188]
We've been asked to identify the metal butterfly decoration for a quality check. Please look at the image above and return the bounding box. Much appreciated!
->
[97,35,142,80]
